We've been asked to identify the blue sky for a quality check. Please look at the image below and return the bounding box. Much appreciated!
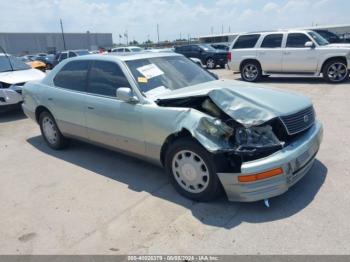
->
[1,0,349,42]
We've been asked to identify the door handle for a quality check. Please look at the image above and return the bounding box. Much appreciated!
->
[87,106,94,110]
[284,52,291,55]
[48,98,53,101]
[259,52,266,55]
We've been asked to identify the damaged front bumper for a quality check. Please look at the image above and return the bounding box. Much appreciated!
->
[217,121,323,202]
[0,88,23,111]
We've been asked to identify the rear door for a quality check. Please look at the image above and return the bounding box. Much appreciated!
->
[257,33,283,72]
[230,34,260,70]
[189,45,202,59]
[47,60,90,138]
[176,46,191,57]
[84,60,145,155]
[282,33,318,73]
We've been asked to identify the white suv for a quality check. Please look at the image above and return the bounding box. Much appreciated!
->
[227,30,350,83]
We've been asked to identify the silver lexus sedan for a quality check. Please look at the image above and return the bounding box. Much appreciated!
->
[22,52,323,202]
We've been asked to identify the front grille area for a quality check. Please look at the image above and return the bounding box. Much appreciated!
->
[280,106,315,135]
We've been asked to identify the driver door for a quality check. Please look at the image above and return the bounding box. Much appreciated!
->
[84,60,145,155]
[282,33,318,73]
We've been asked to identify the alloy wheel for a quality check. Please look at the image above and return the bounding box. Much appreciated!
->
[206,58,215,69]
[243,64,259,81]
[327,62,348,82]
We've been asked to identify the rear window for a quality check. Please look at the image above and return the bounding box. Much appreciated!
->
[261,34,283,48]
[232,34,260,49]
[53,60,90,92]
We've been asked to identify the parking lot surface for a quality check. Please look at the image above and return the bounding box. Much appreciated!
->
[1,71,350,254]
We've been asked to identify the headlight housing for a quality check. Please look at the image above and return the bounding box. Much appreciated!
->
[200,117,233,137]
[235,125,282,148]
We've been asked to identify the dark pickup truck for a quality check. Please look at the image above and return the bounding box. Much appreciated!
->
[175,44,228,69]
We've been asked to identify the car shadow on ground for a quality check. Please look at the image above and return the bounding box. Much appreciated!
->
[0,108,27,123]
[27,135,327,229]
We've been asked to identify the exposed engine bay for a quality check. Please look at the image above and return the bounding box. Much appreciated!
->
[156,95,303,164]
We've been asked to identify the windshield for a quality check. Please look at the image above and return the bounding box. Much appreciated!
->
[199,44,216,51]
[75,50,90,56]
[0,56,31,72]
[308,31,329,46]
[126,56,216,97]
[314,30,340,42]
[130,47,143,52]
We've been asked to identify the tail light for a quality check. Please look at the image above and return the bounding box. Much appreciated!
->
[227,52,231,62]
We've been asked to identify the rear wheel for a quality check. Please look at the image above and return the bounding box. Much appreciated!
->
[323,59,349,83]
[165,138,223,202]
[241,61,262,82]
[39,111,68,149]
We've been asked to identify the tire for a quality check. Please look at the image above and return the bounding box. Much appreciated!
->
[241,61,262,82]
[220,64,226,69]
[322,59,349,83]
[39,111,68,150]
[46,63,53,70]
[206,58,216,69]
[164,137,223,202]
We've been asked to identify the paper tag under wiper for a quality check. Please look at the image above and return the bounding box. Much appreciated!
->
[137,64,164,79]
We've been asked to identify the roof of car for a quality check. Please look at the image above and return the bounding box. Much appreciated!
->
[240,29,313,35]
[72,51,182,62]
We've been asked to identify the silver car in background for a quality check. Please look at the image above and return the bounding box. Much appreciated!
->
[22,52,323,202]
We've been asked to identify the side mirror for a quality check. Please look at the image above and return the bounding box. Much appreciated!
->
[305,41,315,48]
[116,87,139,103]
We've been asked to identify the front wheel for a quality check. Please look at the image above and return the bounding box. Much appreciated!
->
[241,61,262,82]
[206,58,216,69]
[39,111,68,150]
[323,60,349,83]
[165,138,223,202]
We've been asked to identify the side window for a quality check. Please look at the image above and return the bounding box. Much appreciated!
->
[178,46,190,52]
[191,45,201,52]
[286,33,311,48]
[69,51,77,57]
[124,49,130,52]
[60,53,68,60]
[232,34,260,49]
[87,61,130,97]
[261,34,283,48]
[53,60,89,91]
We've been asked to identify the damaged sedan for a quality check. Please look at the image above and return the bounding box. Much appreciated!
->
[22,52,323,203]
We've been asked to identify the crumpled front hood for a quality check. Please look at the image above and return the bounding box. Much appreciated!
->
[155,79,312,127]
[0,68,45,85]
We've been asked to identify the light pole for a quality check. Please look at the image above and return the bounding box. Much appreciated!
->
[60,19,67,50]
[157,24,160,45]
